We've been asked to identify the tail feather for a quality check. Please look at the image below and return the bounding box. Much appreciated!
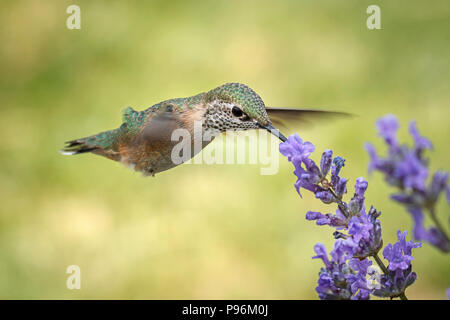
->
[60,126,123,157]
[60,139,99,155]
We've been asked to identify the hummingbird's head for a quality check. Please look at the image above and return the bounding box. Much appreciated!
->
[205,83,287,141]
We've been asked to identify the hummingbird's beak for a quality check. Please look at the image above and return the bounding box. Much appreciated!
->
[261,123,287,142]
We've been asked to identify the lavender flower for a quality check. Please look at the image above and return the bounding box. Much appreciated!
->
[376,114,399,148]
[320,149,333,176]
[279,134,315,170]
[446,187,450,204]
[313,242,371,300]
[333,156,346,176]
[408,207,449,251]
[346,206,383,258]
[280,132,421,300]
[409,121,432,151]
[365,115,450,252]
[303,158,383,258]
[279,134,332,200]
[372,230,421,299]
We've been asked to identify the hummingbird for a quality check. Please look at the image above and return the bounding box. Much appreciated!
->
[61,83,348,176]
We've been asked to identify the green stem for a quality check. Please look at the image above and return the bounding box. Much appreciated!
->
[329,187,349,218]
[372,253,408,300]
[428,207,449,242]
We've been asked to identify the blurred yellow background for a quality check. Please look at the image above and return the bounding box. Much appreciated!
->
[0,0,449,299]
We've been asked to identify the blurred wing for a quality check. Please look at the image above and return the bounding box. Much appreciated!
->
[140,111,183,144]
[266,107,353,131]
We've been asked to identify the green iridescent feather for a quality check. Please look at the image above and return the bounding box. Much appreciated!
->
[205,83,269,125]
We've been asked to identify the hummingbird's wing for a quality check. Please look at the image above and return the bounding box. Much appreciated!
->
[139,111,183,145]
[265,107,353,131]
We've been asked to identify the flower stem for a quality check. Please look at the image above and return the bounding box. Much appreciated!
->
[372,252,388,274]
[329,187,349,218]
[372,253,408,300]
[428,207,449,242]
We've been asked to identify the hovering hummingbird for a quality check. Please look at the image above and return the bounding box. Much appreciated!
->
[61,83,348,176]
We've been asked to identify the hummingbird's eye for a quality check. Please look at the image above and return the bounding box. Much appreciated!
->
[231,106,243,117]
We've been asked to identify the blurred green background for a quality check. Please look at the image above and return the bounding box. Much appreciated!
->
[0,0,449,299]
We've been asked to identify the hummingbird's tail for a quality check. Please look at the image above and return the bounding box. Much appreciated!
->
[60,127,123,159]
[60,138,98,155]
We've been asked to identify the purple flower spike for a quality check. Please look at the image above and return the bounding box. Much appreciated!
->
[346,258,372,300]
[409,121,432,151]
[394,151,428,191]
[279,134,315,169]
[354,177,368,198]
[331,240,353,264]
[390,193,421,206]
[447,186,450,205]
[376,114,399,147]
[383,230,420,272]
[371,230,421,298]
[333,156,346,176]
[348,216,373,244]
[345,209,383,258]
[305,210,347,228]
[280,127,429,300]
[366,115,449,252]
[312,242,372,300]
[397,230,422,256]
[303,158,321,183]
[313,243,331,268]
[335,177,348,198]
[428,171,448,202]
[408,207,450,252]
[330,157,348,199]
[383,242,413,273]
[316,191,334,204]
[320,149,333,177]
[280,134,327,198]
[348,178,368,215]
[365,143,379,174]
[306,211,330,226]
